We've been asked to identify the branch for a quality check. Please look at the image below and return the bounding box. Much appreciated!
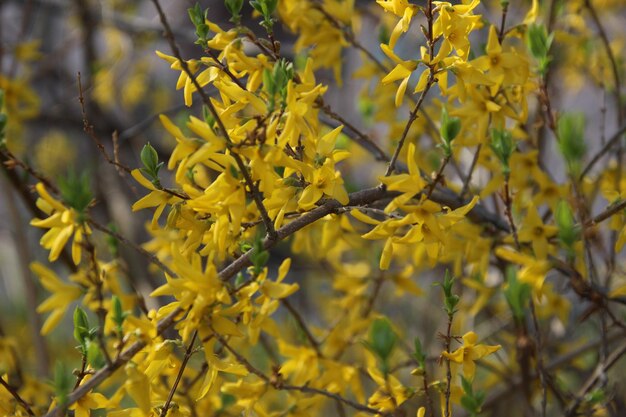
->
[580,124,626,179]
[0,376,35,417]
[565,340,626,416]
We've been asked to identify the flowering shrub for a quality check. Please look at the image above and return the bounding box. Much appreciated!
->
[1,0,625,416]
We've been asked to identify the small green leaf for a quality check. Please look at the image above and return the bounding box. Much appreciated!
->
[86,339,105,369]
[58,170,93,215]
[73,306,90,347]
[111,295,127,331]
[440,107,461,156]
[504,266,531,322]
[557,113,586,176]
[368,318,397,367]
[413,337,426,369]
[225,0,244,22]
[555,200,580,255]
[53,361,72,406]
[489,128,515,177]
[140,142,159,172]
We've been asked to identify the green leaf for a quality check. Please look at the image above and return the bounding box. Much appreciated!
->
[140,142,159,173]
[58,170,93,215]
[225,0,244,22]
[413,337,426,369]
[53,361,72,406]
[557,113,586,176]
[111,295,127,331]
[86,339,105,369]
[503,266,531,321]
[555,200,580,254]
[73,307,90,346]
[440,107,461,155]
[489,128,515,176]
[368,318,397,365]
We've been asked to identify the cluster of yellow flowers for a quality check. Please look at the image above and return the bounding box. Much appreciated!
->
[1,0,626,416]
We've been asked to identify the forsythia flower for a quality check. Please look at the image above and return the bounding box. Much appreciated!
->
[31,262,82,334]
[376,0,419,49]
[30,182,90,264]
[441,331,501,380]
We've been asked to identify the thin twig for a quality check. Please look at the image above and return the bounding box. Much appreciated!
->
[160,331,198,417]
[565,341,626,416]
[580,124,626,179]
[281,298,322,356]
[0,376,35,417]
[385,76,434,177]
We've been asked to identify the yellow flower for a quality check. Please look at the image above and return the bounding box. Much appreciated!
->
[31,262,82,334]
[472,26,529,93]
[495,246,551,294]
[69,385,108,417]
[30,182,91,264]
[379,142,427,206]
[380,44,418,107]
[131,169,181,230]
[376,0,419,49]
[518,204,557,259]
[441,331,501,380]
[432,0,482,61]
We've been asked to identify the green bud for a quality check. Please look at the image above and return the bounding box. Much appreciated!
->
[54,361,72,406]
[73,306,91,346]
[202,105,215,128]
[460,376,485,416]
[0,89,5,109]
[526,24,553,76]
[187,3,204,26]
[86,339,105,369]
[367,318,397,372]
[440,107,461,157]
[111,295,127,332]
[413,337,426,369]
[234,272,247,288]
[140,142,159,172]
[555,200,579,254]
[225,0,244,22]
[557,113,586,176]
[503,266,531,322]
[250,0,276,31]
[188,4,211,44]
[438,269,460,316]
[140,143,164,187]
[489,128,515,177]
[58,170,93,216]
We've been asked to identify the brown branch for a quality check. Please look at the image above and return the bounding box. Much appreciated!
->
[281,299,322,356]
[310,0,389,74]
[384,74,435,177]
[0,376,35,417]
[317,98,389,162]
[160,331,198,417]
[88,220,177,278]
[459,144,481,198]
[580,124,626,179]
[565,340,626,416]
